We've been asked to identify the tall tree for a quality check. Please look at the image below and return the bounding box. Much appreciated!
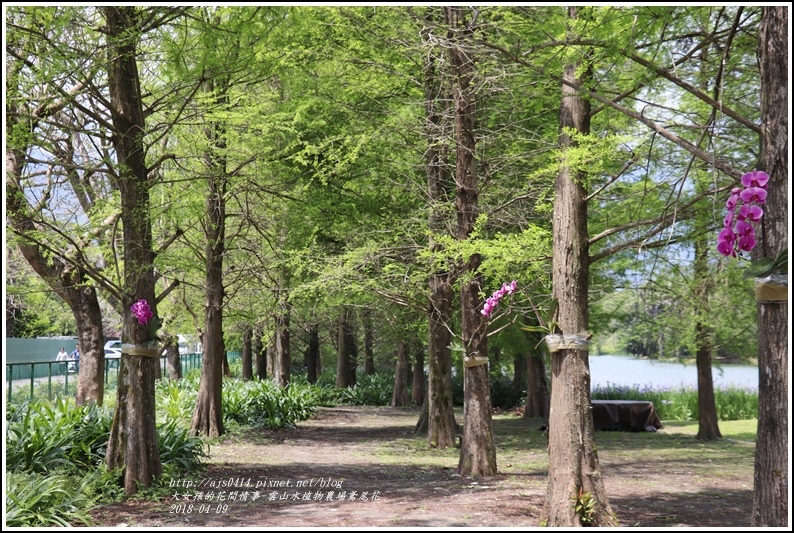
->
[444,6,497,477]
[5,7,110,406]
[253,323,267,380]
[363,309,376,375]
[103,6,181,495]
[391,338,410,407]
[411,346,426,406]
[693,218,721,440]
[420,7,459,449]
[190,67,230,437]
[335,306,355,388]
[544,7,616,526]
[273,295,291,387]
[241,324,253,380]
[751,5,788,527]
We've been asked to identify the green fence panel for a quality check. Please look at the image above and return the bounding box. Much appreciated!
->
[4,351,250,403]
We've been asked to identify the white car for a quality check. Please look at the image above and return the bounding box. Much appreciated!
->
[104,340,122,359]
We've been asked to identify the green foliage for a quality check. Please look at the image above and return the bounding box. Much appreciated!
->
[489,374,518,410]
[4,394,215,526]
[591,383,758,422]
[593,251,759,361]
[742,247,788,279]
[5,398,113,474]
[572,487,596,526]
[221,378,318,428]
[155,368,321,429]
[156,377,199,426]
[157,419,209,472]
[316,373,395,407]
[5,469,115,527]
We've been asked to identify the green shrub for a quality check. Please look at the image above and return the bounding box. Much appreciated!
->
[490,370,523,410]
[156,377,199,426]
[158,419,209,472]
[591,383,758,421]
[221,378,318,428]
[5,398,112,475]
[5,466,123,527]
[334,373,393,406]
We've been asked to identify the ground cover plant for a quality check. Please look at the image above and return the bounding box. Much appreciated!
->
[591,383,758,421]
[5,370,325,527]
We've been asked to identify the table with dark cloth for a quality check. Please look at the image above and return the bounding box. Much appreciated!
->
[591,400,664,432]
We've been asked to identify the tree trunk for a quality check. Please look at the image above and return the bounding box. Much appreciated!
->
[241,324,253,380]
[544,10,616,523]
[306,324,320,384]
[363,309,375,375]
[336,307,353,388]
[445,5,496,478]
[694,235,720,440]
[266,340,276,380]
[415,395,429,434]
[348,318,358,386]
[512,351,527,406]
[525,352,550,420]
[412,347,426,406]
[163,335,181,380]
[5,85,106,408]
[392,340,410,407]
[191,310,225,437]
[426,275,458,447]
[222,351,231,377]
[752,6,788,526]
[695,335,721,440]
[274,302,291,387]
[421,7,459,450]
[491,346,502,368]
[253,324,265,380]
[190,69,229,438]
[102,6,161,496]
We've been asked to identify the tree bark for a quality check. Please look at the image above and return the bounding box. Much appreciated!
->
[512,351,527,404]
[192,306,225,437]
[694,236,720,440]
[162,334,181,380]
[305,323,320,384]
[190,70,229,438]
[253,324,266,380]
[544,9,616,524]
[102,6,161,496]
[445,5,497,478]
[426,274,458,446]
[241,324,253,380]
[421,7,459,450]
[363,309,375,375]
[752,6,788,526]
[274,301,291,387]
[336,307,354,388]
[525,352,550,420]
[348,317,358,387]
[392,339,410,407]
[412,347,426,406]
[266,339,276,381]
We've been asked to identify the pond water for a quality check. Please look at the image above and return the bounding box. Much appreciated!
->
[589,354,758,392]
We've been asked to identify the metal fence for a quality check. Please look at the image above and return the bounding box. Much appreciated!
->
[5,353,208,403]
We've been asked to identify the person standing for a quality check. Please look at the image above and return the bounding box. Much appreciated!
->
[56,347,69,374]
[69,347,80,373]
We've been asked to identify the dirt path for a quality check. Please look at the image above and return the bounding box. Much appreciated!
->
[90,406,754,528]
